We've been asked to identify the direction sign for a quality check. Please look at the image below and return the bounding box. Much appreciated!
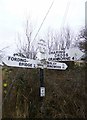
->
[38,39,46,53]
[2,55,38,68]
[37,60,68,70]
[66,48,84,60]
[47,48,84,61]
[2,55,68,70]
[36,39,47,60]
[46,61,68,70]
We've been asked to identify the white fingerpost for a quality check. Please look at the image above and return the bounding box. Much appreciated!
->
[46,61,68,70]
[2,55,38,68]
[36,39,47,60]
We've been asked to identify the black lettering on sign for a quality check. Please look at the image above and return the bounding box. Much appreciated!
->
[47,65,52,67]
[8,56,27,62]
[19,62,32,67]
[47,61,52,64]
[53,58,56,60]
[8,56,11,60]
[54,66,61,68]
[66,53,68,57]
[53,62,56,65]
[62,64,64,68]
[11,57,14,61]
[34,64,35,68]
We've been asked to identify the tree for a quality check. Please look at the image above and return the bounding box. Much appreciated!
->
[45,28,54,54]
[79,27,87,53]
[16,20,37,59]
[2,24,86,118]
[45,27,75,52]
[59,27,75,50]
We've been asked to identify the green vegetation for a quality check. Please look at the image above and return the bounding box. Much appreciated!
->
[2,62,86,118]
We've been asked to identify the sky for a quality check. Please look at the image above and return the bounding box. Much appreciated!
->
[0,0,86,54]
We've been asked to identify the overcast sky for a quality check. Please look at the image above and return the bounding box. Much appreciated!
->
[0,0,86,54]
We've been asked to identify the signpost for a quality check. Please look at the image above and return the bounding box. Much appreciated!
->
[46,61,68,70]
[2,55,38,68]
[1,40,68,98]
[36,39,47,60]
[1,46,84,117]
[1,51,68,117]
[2,54,68,98]
[47,48,84,61]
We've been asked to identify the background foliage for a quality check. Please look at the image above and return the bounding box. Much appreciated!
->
[2,62,86,118]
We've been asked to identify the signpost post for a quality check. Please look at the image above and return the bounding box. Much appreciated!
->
[2,54,68,97]
[1,35,85,118]
[1,51,68,117]
[2,54,68,98]
[39,68,45,97]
